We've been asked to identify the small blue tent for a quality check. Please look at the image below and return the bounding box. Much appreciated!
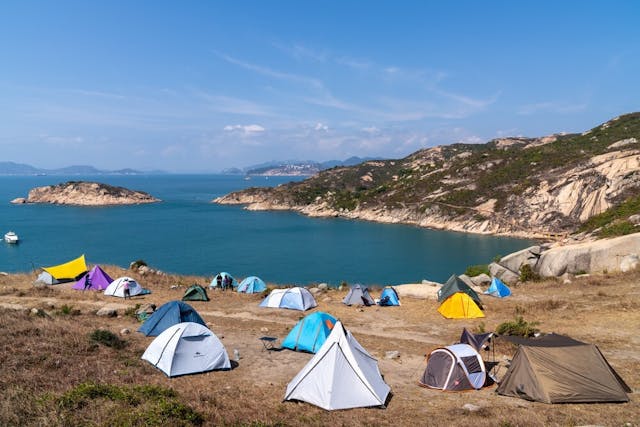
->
[282,312,337,353]
[138,301,207,336]
[237,276,267,293]
[484,277,511,298]
[378,286,400,306]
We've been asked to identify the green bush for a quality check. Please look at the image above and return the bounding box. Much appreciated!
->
[57,304,80,316]
[579,195,640,234]
[496,316,540,337]
[464,264,489,277]
[124,304,141,319]
[598,220,637,238]
[89,329,128,350]
[519,264,540,282]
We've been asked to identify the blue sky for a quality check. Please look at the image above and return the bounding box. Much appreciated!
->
[1,1,639,172]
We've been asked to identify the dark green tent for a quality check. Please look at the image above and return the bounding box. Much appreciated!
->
[437,275,482,308]
[182,284,209,302]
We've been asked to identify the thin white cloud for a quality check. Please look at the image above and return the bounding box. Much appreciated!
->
[335,56,372,69]
[271,41,328,62]
[214,51,323,89]
[39,134,85,146]
[193,91,276,117]
[517,101,588,115]
[223,124,266,135]
[314,122,329,131]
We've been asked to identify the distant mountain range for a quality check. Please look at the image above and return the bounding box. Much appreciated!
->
[223,156,382,176]
[0,161,165,176]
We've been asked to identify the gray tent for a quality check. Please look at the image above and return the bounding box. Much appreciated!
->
[497,334,631,403]
[342,284,375,306]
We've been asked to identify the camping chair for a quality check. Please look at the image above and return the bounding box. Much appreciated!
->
[259,336,281,351]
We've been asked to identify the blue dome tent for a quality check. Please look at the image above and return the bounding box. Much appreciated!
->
[138,301,207,337]
[237,276,267,293]
[378,286,400,306]
[282,312,337,353]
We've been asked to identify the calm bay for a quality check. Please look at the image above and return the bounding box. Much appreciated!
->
[0,174,532,285]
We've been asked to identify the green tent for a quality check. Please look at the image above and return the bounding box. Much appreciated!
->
[182,284,209,302]
[437,275,482,308]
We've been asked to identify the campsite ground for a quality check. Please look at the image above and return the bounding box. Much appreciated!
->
[0,267,638,426]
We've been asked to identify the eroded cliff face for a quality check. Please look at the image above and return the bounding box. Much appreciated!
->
[214,114,640,239]
[16,181,160,206]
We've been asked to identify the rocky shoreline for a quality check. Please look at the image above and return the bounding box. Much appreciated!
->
[10,181,160,206]
[213,191,546,239]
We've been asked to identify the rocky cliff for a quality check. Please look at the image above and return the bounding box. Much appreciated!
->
[214,113,640,239]
[12,181,160,206]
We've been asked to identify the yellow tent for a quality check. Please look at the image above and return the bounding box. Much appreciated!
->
[43,254,88,282]
[437,292,485,319]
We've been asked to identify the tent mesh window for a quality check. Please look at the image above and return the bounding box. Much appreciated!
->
[461,356,482,373]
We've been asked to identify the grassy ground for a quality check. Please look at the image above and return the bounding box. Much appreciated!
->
[0,266,638,426]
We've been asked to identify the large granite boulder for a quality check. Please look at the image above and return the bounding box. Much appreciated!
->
[620,254,639,272]
[395,282,441,299]
[536,233,640,276]
[489,262,520,284]
[499,246,542,272]
[469,273,492,286]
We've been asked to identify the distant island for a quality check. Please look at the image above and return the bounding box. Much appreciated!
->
[0,161,166,176]
[222,156,382,176]
[11,181,161,206]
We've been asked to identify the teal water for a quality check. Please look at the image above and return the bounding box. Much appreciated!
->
[0,175,532,285]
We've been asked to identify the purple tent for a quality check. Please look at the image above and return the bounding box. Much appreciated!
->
[72,265,114,291]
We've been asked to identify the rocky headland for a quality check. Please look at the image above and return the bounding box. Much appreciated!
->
[11,181,160,206]
[215,113,640,240]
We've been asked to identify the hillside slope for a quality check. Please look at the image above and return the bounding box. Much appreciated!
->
[215,113,640,238]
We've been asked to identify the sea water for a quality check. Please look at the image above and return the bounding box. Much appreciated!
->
[0,174,532,285]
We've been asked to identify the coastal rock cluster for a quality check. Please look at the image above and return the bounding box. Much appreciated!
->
[11,181,160,206]
[214,113,640,239]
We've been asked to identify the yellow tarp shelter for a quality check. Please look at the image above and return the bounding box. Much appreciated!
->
[437,292,484,319]
[43,254,88,282]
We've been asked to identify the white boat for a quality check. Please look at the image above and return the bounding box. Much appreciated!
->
[4,231,19,244]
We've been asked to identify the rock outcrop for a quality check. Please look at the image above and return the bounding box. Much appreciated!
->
[536,233,640,276]
[14,181,160,206]
[489,233,640,280]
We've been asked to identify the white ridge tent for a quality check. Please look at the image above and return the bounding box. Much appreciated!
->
[141,322,230,377]
[104,277,143,298]
[259,287,317,311]
[284,321,391,410]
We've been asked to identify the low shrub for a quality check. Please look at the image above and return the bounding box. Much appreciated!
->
[519,264,540,282]
[57,304,81,316]
[124,304,141,319]
[598,220,637,237]
[57,382,204,426]
[89,329,127,350]
[464,264,489,277]
[496,316,540,337]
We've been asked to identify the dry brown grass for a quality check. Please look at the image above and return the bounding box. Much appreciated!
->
[0,266,638,426]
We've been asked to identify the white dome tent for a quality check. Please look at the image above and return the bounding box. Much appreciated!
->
[104,277,143,298]
[141,322,231,377]
[259,287,317,311]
